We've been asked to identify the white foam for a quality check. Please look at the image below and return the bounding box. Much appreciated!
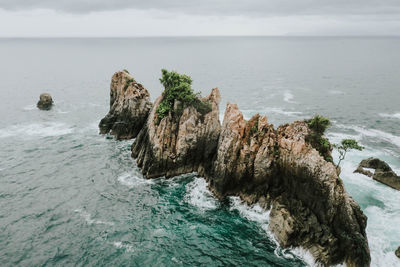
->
[262,107,302,117]
[117,173,154,188]
[290,247,321,267]
[335,154,400,267]
[241,108,302,120]
[328,90,345,95]
[229,197,321,265]
[74,209,115,226]
[113,241,134,252]
[0,122,74,139]
[283,91,296,104]
[184,177,218,211]
[229,196,271,234]
[332,124,400,149]
[22,104,36,111]
[171,257,182,264]
[379,113,400,120]
[363,167,375,174]
[352,126,400,149]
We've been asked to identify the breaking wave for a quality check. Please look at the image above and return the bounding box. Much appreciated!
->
[0,122,74,139]
[379,112,400,120]
[184,177,218,211]
[283,91,296,103]
[117,172,154,188]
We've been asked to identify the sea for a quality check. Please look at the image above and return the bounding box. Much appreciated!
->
[0,37,399,266]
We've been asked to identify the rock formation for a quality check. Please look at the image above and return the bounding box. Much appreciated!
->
[101,70,370,266]
[396,246,400,258]
[99,71,152,139]
[355,157,400,190]
[207,104,370,266]
[131,88,221,178]
[37,93,53,110]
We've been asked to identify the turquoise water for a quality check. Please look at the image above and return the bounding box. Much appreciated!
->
[0,37,399,266]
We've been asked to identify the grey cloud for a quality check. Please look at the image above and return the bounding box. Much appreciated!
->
[1,0,400,17]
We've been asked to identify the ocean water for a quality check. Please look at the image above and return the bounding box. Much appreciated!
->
[0,37,399,266]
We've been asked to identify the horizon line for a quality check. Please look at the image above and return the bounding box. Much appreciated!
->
[1,35,400,39]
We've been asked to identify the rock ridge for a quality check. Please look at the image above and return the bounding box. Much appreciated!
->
[100,71,370,266]
[131,87,221,178]
[99,71,152,139]
[206,104,370,266]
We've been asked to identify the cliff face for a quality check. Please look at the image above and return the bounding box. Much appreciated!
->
[208,104,277,201]
[207,104,370,267]
[273,122,370,267]
[99,71,152,139]
[131,88,221,178]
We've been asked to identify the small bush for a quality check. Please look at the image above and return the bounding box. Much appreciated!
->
[307,115,331,135]
[155,69,212,124]
[306,115,333,162]
[250,121,259,135]
[124,78,134,91]
[334,139,364,167]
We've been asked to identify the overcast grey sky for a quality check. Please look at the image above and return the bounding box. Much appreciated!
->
[0,0,399,37]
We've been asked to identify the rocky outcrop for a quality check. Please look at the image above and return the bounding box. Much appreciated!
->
[355,157,400,190]
[206,104,370,267]
[37,93,53,110]
[396,246,400,258]
[131,88,221,178]
[99,71,152,139]
[101,70,370,266]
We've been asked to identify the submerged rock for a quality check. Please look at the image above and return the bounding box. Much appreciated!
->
[131,88,221,178]
[37,93,53,110]
[355,157,400,190]
[206,104,370,266]
[99,71,152,139]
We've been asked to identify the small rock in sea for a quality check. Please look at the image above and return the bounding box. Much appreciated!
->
[37,93,53,110]
[354,157,400,190]
[396,246,400,258]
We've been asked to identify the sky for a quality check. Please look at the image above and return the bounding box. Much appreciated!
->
[0,0,399,37]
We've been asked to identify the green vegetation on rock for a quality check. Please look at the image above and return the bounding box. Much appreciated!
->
[155,69,212,124]
[123,77,135,91]
[306,115,333,162]
[334,139,364,167]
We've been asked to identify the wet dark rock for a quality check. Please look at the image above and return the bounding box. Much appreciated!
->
[355,157,400,190]
[99,71,152,140]
[37,93,53,110]
[396,246,400,258]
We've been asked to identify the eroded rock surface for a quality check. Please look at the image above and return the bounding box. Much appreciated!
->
[101,70,370,266]
[37,93,53,110]
[99,71,152,139]
[131,88,221,178]
[355,157,400,190]
[207,104,370,267]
